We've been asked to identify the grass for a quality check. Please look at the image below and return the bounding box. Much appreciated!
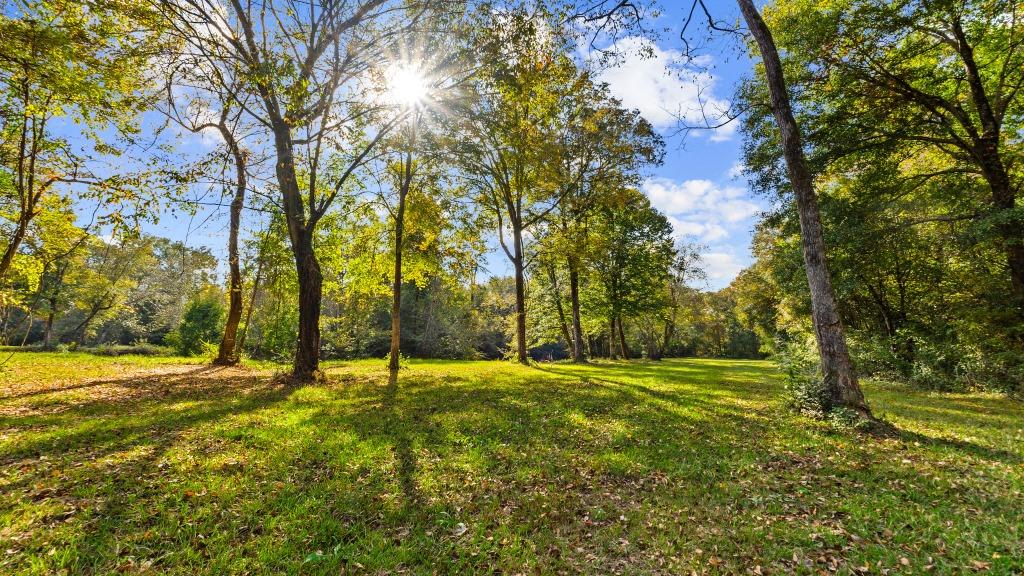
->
[0,352,1021,575]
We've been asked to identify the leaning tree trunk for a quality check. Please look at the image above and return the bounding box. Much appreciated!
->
[568,260,586,362]
[512,224,529,364]
[736,0,871,417]
[215,132,247,366]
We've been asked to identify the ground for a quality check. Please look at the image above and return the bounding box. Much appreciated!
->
[0,353,1021,575]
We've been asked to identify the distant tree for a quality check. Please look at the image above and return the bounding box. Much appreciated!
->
[542,82,663,362]
[455,9,581,363]
[589,188,674,359]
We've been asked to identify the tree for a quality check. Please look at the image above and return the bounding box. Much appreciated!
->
[0,0,162,283]
[735,0,872,419]
[543,81,663,362]
[455,9,579,363]
[164,60,255,366]
[760,0,1024,315]
[159,0,430,380]
[589,188,674,360]
[168,287,226,356]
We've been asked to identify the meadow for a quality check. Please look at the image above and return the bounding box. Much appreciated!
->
[1,352,1021,574]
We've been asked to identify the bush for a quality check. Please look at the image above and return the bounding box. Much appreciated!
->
[166,289,225,356]
[777,337,829,417]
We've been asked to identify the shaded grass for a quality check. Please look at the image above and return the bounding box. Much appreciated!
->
[1,353,1021,574]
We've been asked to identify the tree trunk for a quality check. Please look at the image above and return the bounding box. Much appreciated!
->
[568,260,586,362]
[512,225,528,364]
[43,307,55,349]
[617,316,630,360]
[389,189,408,375]
[234,237,265,358]
[0,215,30,284]
[608,318,618,360]
[976,148,1024,314]
[269,114,323,381]
[293,232,323,380]
[214,142,246,366]
[737,0,871,417]
[546,263,573,358]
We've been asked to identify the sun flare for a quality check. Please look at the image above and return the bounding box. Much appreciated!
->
[384,63,430,108]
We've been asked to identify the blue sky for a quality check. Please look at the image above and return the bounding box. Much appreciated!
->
[590,0,764,289]
[117,1,764,291]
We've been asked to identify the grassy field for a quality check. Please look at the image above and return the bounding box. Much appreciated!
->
[0,352,1021,575]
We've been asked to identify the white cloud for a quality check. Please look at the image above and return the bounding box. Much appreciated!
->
[589,37,733,134]
[668,217,727,241]
[642,176,761,286]
[703,252,746,283]
[643,177,760,235]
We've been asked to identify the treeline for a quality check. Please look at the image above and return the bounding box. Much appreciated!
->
[1,0,765,374]
[0,206,761,362]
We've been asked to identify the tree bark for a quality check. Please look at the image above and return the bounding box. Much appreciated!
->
[43,307,55,348]
[512,224,528,364]
[737,0,871,416]
[608,317,618,360]
[568,259,586,362]
[214,130,246,366]
[389,147,413,376]
[267,114,323,381]
[0,215,30,284]
[293,232,323,380]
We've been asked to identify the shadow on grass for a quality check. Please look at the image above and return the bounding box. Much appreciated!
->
[4,358,1023,574]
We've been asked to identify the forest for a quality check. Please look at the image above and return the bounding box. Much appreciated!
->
[1,0,1022,573]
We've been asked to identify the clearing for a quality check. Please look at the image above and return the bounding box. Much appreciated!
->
[1,353,1021,574]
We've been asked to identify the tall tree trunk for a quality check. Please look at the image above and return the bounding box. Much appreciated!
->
[234,236,266,358]
[546,263,573,357]
[512,224,528,364]
[608,317,618,360]
[568,259,586,362]
[293,232,323,380]
[737,0,871,417]
[215,136,246,366]
[389,149,413,375]
[270,116,322,381]
[617,316,630,360]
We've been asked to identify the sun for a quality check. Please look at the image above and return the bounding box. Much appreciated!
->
[383,63,430,108]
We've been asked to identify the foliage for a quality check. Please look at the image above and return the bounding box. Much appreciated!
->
[736,0,1024,394]
[165,288,225,356]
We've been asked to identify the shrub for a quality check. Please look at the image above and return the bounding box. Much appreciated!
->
[166,289,225,356]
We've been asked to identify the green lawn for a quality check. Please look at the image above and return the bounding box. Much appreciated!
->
[1,353,1021,574]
